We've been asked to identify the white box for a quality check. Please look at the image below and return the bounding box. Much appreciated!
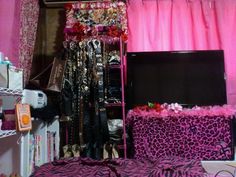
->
[0,64,8,88]
[8,66,23,90]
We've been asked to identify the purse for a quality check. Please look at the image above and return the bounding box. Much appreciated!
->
[29,56,66,92]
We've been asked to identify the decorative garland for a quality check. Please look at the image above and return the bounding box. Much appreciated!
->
[134,102,183,113]
[64,1,128,42]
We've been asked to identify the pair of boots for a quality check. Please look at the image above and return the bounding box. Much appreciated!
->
[63,144,81,158]
[103,143,119,159]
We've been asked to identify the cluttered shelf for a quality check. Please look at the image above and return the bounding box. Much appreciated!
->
[0,87,23,139]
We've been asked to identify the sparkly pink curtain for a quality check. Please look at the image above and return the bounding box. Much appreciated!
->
[19,0,39,84]
[0,0,39,84]
[127,0,236,105]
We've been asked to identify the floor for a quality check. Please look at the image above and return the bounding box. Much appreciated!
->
[201,147,236,177]
[202,161,236,177]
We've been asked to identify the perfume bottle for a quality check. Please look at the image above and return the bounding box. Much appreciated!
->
[0,98,3,120]
[0,51,4,62]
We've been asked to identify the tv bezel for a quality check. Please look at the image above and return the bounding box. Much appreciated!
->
[126,50,227,109]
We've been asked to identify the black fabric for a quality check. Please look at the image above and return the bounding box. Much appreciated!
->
[61,80,73,116]
[61,39,110,160]
[30,104,59,123]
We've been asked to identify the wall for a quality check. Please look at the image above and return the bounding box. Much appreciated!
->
[30,6,66,81]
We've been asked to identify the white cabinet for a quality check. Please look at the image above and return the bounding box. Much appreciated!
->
[20,118,60,177]
[0,133,21,175]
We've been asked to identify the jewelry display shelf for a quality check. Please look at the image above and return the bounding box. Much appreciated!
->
[105,39,127,158]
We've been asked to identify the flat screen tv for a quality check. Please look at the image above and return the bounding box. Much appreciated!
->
[126,50,227,109]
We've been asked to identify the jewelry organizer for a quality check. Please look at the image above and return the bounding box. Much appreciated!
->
[61,1,128,159]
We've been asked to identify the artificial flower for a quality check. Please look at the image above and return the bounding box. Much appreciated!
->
[121,32,128,41]
[72,22,85,33]
[64,3,73,11]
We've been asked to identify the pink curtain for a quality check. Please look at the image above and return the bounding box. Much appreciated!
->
[127,0,236,105]
[0,0,39,84]
[0,0,20,66]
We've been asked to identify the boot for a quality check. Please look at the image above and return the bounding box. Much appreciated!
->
[63,144,72,158]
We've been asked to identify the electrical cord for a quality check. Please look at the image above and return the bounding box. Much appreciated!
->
[214,170,235,177]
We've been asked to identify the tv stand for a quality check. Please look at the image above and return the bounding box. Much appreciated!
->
[126,105,236,160]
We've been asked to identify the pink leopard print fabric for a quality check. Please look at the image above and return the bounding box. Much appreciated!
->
[127,106,235,160]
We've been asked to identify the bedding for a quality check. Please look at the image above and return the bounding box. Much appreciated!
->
[30,156,206,177]
[30,105,235,176]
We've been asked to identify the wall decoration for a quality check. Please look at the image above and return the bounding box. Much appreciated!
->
[64,1,127,42]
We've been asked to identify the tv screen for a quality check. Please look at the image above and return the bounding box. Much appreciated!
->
[126,50,227,109]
